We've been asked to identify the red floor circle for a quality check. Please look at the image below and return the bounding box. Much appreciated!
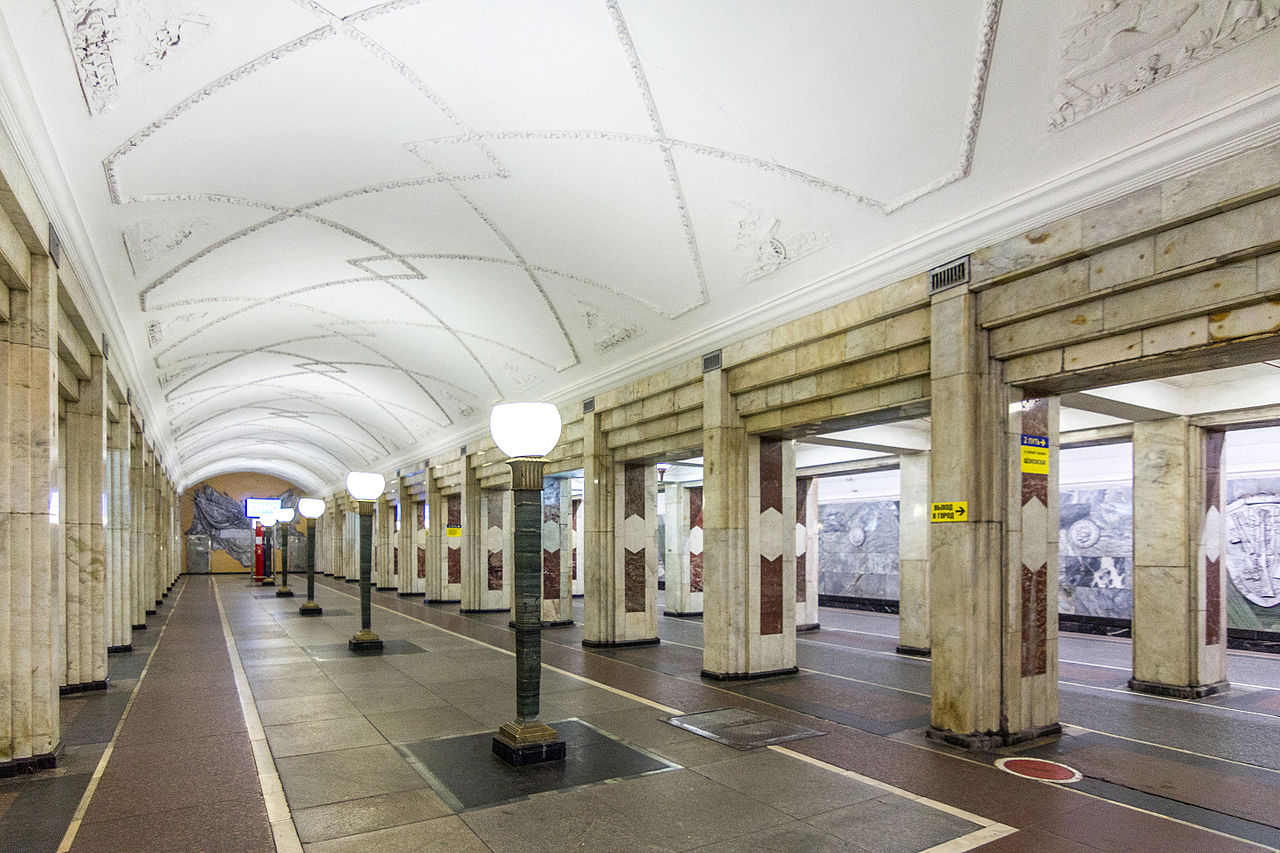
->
[995,757,1082,783]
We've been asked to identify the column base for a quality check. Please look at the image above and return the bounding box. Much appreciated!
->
[108,644,133,654]
[460,607,509,613]
[1128,678,1228,699]
[895,645,931,657]
[508,619,575,629]
[425,598,461,604]
[701,666,799,682]
[162,591,168,598]
[145,609,157,616]
[0,744,59,779]
[797,622,821,633]
[344,578,359,583]
[298,601,323,617]
[663,610,703,618]
[275,587,295,598]
[377,586,396,591]
[261,579,275,587]
[582,637,660,648]
[925,722,1062,750]
[397,591,420,597]
[60,679,109,695]
[131,624,147,631]
[492,721,565,767]
[349,631,384,654]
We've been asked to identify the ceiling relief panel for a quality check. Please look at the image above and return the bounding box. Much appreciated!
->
[1054,0,1280,129]
[56,0,212,114]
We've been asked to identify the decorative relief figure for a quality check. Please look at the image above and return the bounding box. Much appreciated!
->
[729,201,827,284]
[577,300,640,354]
[1053,0,1280,129]
[1226,493,1280,607]
[123,220,204,272]
[56,0,210,114]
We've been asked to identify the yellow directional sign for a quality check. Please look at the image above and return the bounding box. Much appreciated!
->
[446,526,462,538]
[1020,434,1049,474]
[931,501,969,523]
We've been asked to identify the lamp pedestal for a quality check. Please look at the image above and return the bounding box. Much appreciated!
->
[350,502,383,653]
[492,457,564,766]
[299,518,323,616]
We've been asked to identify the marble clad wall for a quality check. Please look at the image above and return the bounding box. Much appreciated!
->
[1059,487,1133,619]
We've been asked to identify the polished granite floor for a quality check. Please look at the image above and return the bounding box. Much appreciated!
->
[6,574,1280,852]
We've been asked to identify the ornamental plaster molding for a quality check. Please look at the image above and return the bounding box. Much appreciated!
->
[56,0,210,115]
[1053,0,1280,129]
[577,299,642,353]
[729,201,828,284]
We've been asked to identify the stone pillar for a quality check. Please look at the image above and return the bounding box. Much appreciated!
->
[322,496,339,576]
[663,483,705,616]
[571,497,583,597]
[468,488,510,612]
[436,491,463,602]
[128,425,145,628]
[64,353,108,690]
[796,477,819,632]
[897,453,931,655]
[1131,419,1228,698]
[702,366,798,678]
[374,495,393,590]
[396,478,420,595]
[0,252,62,772]
[145,445,160,613]
[539,476,573,625]
[106,407,131,652]
[342,499,358,582]
[459,456,496,611]
[927,288,1060,748]
[56,412,68,689]
[422,471,447,601]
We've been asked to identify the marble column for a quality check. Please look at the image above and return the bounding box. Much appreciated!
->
[511,475,572,626]
[56,412,68,690]
[663,483,705,617]
[423,471,449,602]
[571,497,584,597]
[106,407,131,653]
[64,353,108,691]
[702,367,797,678]
[1131,419,1228,698]
[341,500,358,582]
[145,445,161,613]
[374,495,393,590]
[1,251,62,773]
[128,423,146,629]
[927,288,1060,748]
[434,491,463,602]
[321,496,338,576]
[795,477,819,632]
[466,488,510,612]
[897,453,931,655]
[396,478,422,595]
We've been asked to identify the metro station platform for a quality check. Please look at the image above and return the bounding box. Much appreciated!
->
[2,574,1277,852]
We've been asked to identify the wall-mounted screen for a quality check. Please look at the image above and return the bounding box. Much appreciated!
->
[245,498,281,519]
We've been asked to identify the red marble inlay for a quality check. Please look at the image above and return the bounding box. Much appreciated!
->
[1206,556,1222,646]
[760,440,783,513]
[447,546,461,584]
[572,499,581,581]
[418,502,426,526]
[1000,758,1079,782]
[689,487,703,593]
[624,548,646,612]
[1204,430,1224,513]
[447,494,461,527]
[760,556,783,635]
[417,546,426,579]
[1021,563,1048,677]
[393,547,398,576]
[625,464,645,517]
[543,549,560,600]
[797,478,809,598]
[486,491,504,590]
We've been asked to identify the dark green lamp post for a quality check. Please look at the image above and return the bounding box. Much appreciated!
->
[275,506,296,597]
[297,498,325,616]
[489,401,565,766]
[347,472,385,653]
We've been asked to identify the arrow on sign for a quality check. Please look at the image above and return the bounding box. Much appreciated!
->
[955,505,966,518]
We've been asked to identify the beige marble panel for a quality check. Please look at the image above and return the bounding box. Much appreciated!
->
[1081,185,1162,246]
[1160,142,1280,220]
[897,453,930,652]
[1155,196,1280,272]
[1089,238,1156,292]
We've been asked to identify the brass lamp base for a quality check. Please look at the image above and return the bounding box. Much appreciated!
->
[348,629,383,654]
[298,600,323,617]
[492,720,565,766]
[275,585,294,597]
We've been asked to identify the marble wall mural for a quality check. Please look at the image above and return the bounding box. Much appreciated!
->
[1226,477,1280,632]
[185,484,298,569]
[1059,487,1134,619]
[817,500,901,600]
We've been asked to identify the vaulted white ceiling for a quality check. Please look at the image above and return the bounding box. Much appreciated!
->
[1,1,1278,492]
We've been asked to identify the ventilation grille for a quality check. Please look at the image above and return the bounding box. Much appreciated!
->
[458,444,467,457]
[702,350,722,373]
[582,397,595,414]
[929,256,970,294]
